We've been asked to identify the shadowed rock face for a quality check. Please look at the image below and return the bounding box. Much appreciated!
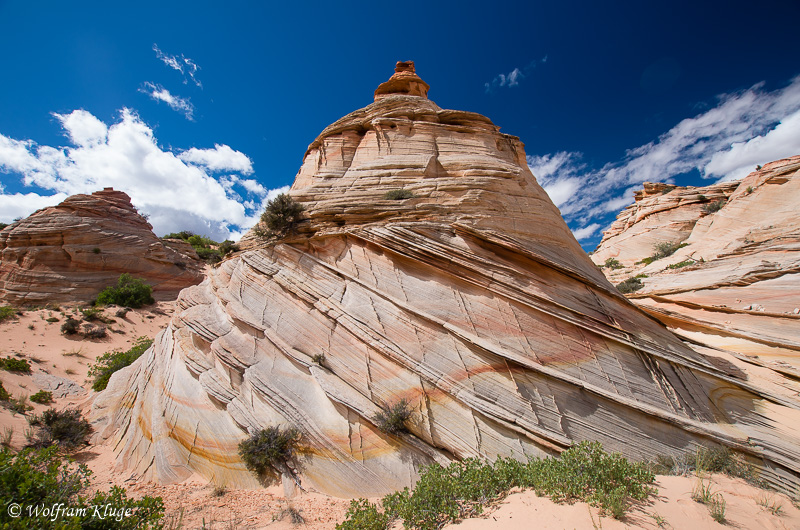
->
[593,156,800,379]
[93,67,800,497]
[0,188,204,304]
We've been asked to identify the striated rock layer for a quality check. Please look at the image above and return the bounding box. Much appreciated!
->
[592,157,800,380]
[94,64,800,497]
[0,188,204,304]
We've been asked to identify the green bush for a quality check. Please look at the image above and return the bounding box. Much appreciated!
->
[26,408,93,449]
[701,199,725,214]
[339,441,656,529]
[616,277,644,294]
[0,381,9,401]
[6,395,33,415]
[96,274,154,308]
[375,399,412,435]
[0,357,32,373]
[651,445,759,484]
[61,317,81,335]
[697,194,707,201]
[336,499,390,530]
[196,247,222,263]
[667,260,694,270]
[162,230,194,240]
[603,258,623,270]
[30,390,53,404]
[255,193,305,239]
[80,307,108,322]
[0,306,17,323]
[218,239,239,257]
[88,336,153,391]
[0,446,164,529]
[652,241,686,260]
[0,222,7,230]
[238,426,301,476]
[384,189,414,200]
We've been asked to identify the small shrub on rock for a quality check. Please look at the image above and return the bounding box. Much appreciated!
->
[83,325,107,340]
[701,199,726,214]
[219,239,240,257]
[603,258,622,270]
[616,277,644,294]
[29,390,53,404]
[384,189,414,200]
[238,426,301,476]
[255,193,305,239]
[0,381,10,401]
[88,336,153,391]
[26,408,93,449]
[96,273,154,308]
[375,398,412,435]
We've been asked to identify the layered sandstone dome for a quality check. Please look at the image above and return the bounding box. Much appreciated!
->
[0,188,204,304]
[93,64,800,497]
[593,157,800,378]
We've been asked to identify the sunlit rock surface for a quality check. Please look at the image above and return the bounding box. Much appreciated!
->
[593,157,800,379]
[0,188,204,304]
[93,66,800,497]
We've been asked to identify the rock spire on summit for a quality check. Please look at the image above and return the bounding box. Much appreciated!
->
[374,60,430,100]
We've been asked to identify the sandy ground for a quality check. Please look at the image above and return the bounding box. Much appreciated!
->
[2,304,799,529]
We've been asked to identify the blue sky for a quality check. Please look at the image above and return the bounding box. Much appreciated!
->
[1,1,799,248]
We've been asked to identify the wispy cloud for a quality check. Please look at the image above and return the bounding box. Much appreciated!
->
[140,82,195,120]
[485,56,548,93]
[153,44,202,88]
[572,223,601,241]
[530,75,800,241]
[0,109,286,241]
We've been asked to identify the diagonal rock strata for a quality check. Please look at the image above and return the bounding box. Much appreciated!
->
[93,63,800,496]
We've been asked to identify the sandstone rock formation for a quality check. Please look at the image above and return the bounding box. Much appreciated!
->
[592,157,800,380]
[94,65,800,497]
[0,188,204,305]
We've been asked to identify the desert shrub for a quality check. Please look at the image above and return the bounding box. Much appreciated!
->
[61,317,81,335]
[162,230,194,240]
[196,247,222,263]
[667,260,694,270]
[336,499,390,530]
[375,398,412,435]
[30,390,53,404]
[255,193,305,239]
[651,445,759,484]
[652,241,686,260]
[238,426,301,476]
[27,408,93,449]
[0,381,9,401]
[219,239,239,257]
[0,357,31,373]
[311,353,325,365]
[0,222,7,230]
[83,325,107,339]
[616,277,644,294]
[756,164,762,170]
[697,194,707,201]
[603,258,622,270]
[660,185,676,194]
[95,273,154,308]
[384,189,414,200]
[701,199,725,214]
[0,446,164,529]
[746,186,754,194]
[88,336,153,391]
[636,256,655,266]
[80,307,108,322]
[46,316,59,323]
[6,395,32,415]
[0,306,17,323]
[340,441,656,529]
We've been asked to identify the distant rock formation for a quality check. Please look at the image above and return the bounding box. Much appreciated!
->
[93,65,800,497]
[0,188,204,304]
[593,156,800,379]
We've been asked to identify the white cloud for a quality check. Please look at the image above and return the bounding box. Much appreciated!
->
[0,109,287,241]
[485,57,548,93]
[140,82,195,120]
[529,75,800,232]
[704,109,800,181]
[240,178,267,195]
[0,192,68,223]
[153,44,202,88]
[572,223,601,241]
[179,144,253,174]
